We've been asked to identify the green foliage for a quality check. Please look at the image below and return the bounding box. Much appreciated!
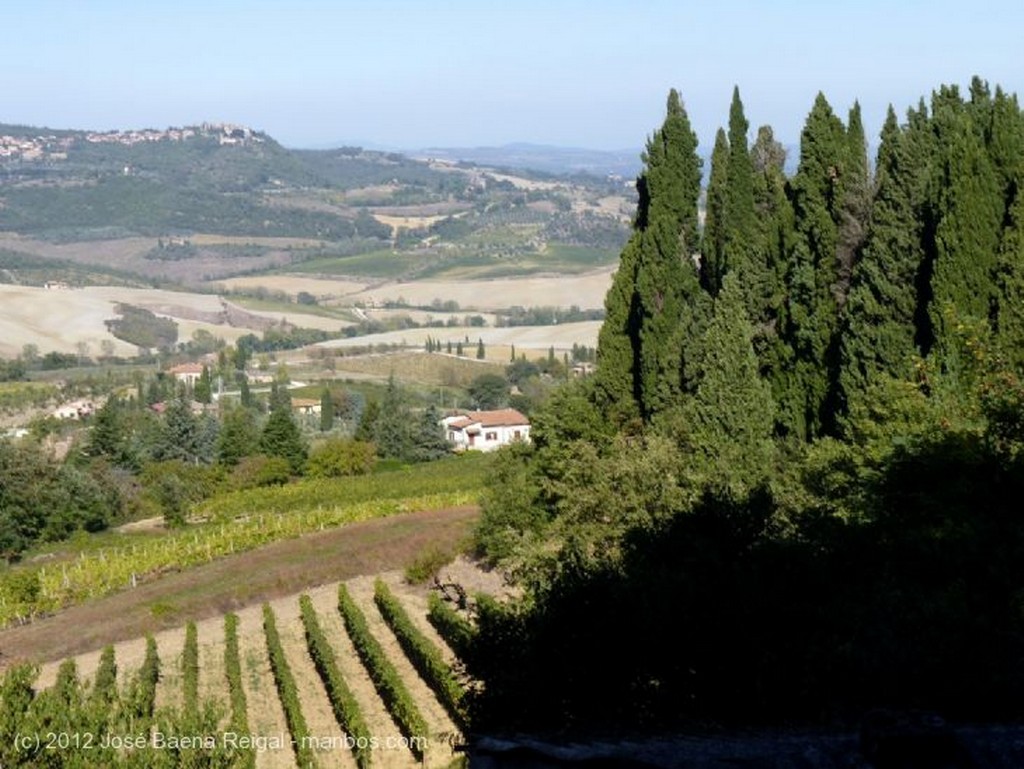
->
[466,80,1024,734]
[259,398,306,474]
[223,613,255,768]
[306,439,376,479]
[405,545,457,584]
[126,635,160,721]
[468,373,509,410]
[337,584,428,758]
[299,594,372,769]
[427,592,478,661]
[262,604,318,769]
[319,387,334,432]
[374,579,467,727]
[676,273,776,494]
[217,405,261,466]
[182,620,199,713]
[140,459,224,526]
[105,303,178,350]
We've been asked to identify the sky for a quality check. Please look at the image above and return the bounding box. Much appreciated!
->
[2,0,1023,153]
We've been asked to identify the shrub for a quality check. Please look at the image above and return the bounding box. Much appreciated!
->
[306,439,376,479]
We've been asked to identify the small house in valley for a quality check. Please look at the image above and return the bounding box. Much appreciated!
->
[442,408,531,452]
[167,362,205,386]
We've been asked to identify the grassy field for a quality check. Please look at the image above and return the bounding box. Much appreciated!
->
[289,249,427,278]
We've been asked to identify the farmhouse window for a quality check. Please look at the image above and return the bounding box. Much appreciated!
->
[485,431,498,441]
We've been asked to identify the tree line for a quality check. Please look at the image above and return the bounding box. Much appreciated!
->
[468,78,1024,734]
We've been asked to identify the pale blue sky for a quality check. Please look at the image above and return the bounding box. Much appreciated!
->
[2,1,1022,152]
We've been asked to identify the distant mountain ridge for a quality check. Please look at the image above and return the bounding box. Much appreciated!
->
[413,142,644,179]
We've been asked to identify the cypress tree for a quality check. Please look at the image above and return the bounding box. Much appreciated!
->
[319,387,334,432]
[633,89,704,420]
[701,127,730,294]
[594,238,642,421]
[839,106,923,415]
[781,92,849,439]
[748,125,796,434]
[996,189,1024,372]
[723,86,760,310]
[985,86,1024,196]
[683,273,775,493]
[477,339,486,359]
[194,365,212,405]
[927,93,1003,358]
[836,101,871,302]
[374,374,412,460]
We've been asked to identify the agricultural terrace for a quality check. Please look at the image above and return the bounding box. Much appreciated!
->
[2,569,484,768]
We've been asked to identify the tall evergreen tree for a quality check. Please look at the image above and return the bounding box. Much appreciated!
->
[701,128,730,293]
[996,189,1024,372]
[927,93,1003,358]
[780,92,850,439]
[374,374,412,460]
[319,387,334,432]
[839,106,924,415]
[836,101,871,302]
[595,90,702,423]
[683,273,775,493]
[723,86,760,309]
[259,398,306,474]
[217,406,260,466]
[594,238,642,422]
[632,90,704,419]
[194,365,212,405]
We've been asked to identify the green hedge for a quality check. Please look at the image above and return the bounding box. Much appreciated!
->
[375,580,467,729]
[262,604,317,768]
[300,594,372,768]
[427,591,478,661]
[338,584,427,759]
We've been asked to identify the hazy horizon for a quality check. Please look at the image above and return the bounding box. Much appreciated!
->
[2,1,1022,152]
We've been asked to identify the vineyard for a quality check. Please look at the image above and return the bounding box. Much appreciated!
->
[0,571,479,768]
[0,454,488,628]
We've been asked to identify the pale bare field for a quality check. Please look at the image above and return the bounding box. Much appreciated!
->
[372,213,449,233]
[354,269,613,310]
[318,320,601,351]
[218,275,370,300]
[0,285,139,358]
[189,234,326,248]
[226,306,353,333]
[218,269,613,311]
[0,233,155,262]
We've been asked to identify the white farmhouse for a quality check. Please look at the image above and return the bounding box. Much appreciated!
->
[442,409,531,452]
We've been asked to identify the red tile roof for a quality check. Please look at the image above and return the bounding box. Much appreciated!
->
[449,409,529,428]
[167,362,204,375]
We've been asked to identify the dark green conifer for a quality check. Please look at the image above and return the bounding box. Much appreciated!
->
[780,92,849,439]
[927,95,1003,357]
[684,273,775,492]
[633,90,703,419]
[701,128,730,293]
[319,387,334,432]
[259,397,306,474]
[723,86,760,308]
[839,107,923,415]
[996,190,1024,371]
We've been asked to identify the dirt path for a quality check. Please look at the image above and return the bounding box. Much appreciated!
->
[196,615,227,724]
[0,506,478,669]
[236,605,297,769]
